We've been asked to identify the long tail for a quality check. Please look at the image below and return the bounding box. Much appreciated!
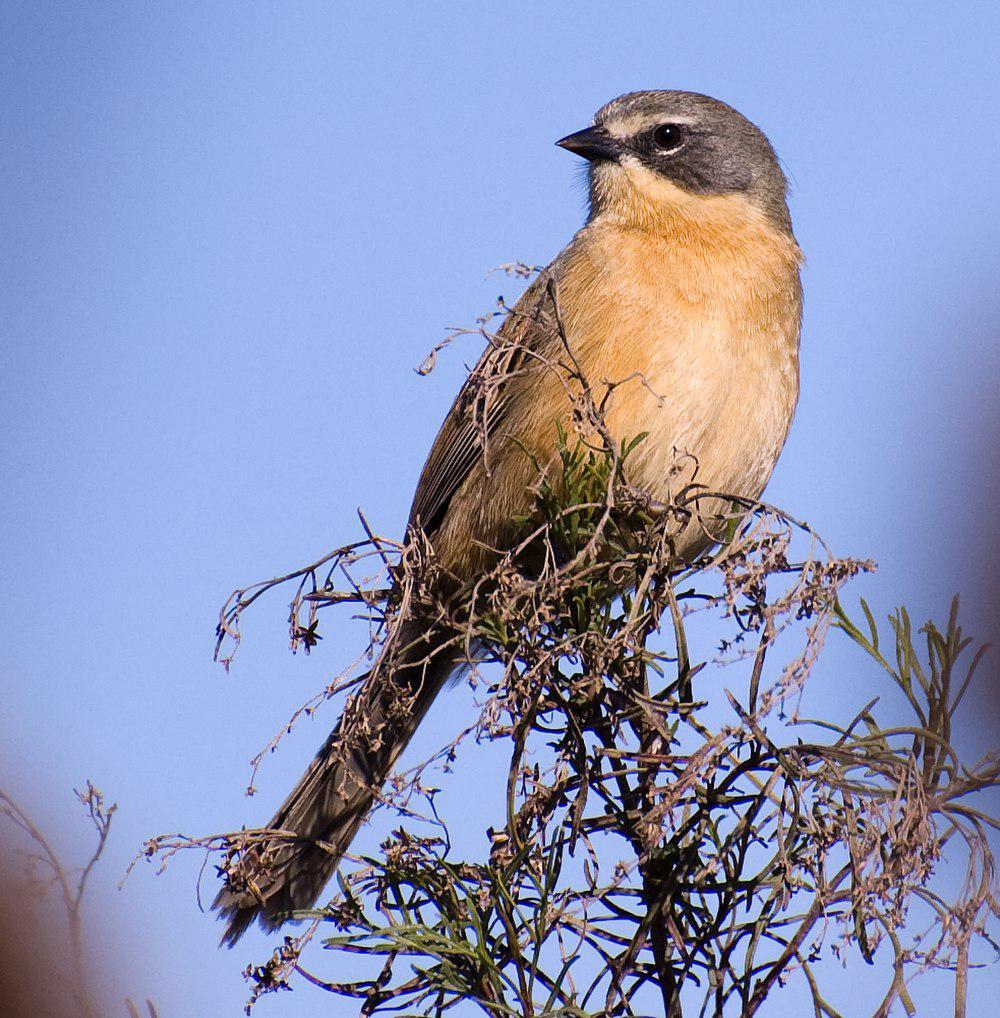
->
[214,622,456,945]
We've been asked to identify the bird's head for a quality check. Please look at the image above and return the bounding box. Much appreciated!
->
[557,91,792,234]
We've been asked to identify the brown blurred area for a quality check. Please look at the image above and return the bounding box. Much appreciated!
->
[975,419,1000,738]
[950,302,1000,744]
[0,866,90,1018]
[0,784,153,1018]
[894,281,999,751]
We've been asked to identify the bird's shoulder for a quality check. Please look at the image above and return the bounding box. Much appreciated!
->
[406,255,572,534]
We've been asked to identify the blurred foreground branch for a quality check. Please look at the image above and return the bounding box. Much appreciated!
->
[0,782,158,1018]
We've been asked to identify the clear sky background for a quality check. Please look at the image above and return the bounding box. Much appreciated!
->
[2,4,998,1016]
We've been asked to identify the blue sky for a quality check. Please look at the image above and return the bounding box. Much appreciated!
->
[2,4,998,1015]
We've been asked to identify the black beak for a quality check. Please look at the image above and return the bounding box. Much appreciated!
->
[555,127,621,164]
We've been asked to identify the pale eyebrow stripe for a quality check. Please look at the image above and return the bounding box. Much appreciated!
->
[604,114,699,138]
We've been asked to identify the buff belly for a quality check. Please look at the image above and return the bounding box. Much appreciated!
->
[431,208,801,579]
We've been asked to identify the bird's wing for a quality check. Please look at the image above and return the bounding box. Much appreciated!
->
[408,267,564,535]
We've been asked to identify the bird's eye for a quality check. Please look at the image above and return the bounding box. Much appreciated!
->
[651,123,685,153]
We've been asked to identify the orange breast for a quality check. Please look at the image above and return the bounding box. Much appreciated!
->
[433,199,802,577]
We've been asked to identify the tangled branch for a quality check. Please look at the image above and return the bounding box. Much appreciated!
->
[143,284,998,1016]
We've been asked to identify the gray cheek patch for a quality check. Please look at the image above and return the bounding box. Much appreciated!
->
[636,133,753,197]
[690,136,754,192]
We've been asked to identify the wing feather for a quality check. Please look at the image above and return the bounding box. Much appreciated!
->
[408,269,562,534]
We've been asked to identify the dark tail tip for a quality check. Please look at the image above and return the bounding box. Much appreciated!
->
[218,907,257,948]
[213,884,272,948]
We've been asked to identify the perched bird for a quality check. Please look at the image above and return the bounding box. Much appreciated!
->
[215,90,803,944]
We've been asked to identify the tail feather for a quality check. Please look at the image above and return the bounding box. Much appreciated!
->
[214,623,456,945]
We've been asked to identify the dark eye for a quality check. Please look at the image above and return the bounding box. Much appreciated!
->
[651,123,684,152]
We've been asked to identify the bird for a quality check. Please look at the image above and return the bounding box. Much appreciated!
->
[214,90,803,944]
